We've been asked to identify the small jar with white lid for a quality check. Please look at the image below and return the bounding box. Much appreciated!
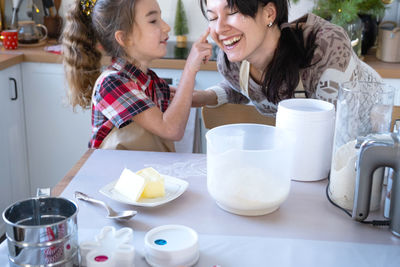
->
[144,224,199,267]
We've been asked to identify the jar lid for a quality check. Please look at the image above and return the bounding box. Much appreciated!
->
[277,98,335,121]
[144,224,199,267]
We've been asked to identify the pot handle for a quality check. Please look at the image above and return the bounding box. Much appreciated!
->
[36,24,48,41]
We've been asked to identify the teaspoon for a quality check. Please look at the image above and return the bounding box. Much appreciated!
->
[74,191,137,220]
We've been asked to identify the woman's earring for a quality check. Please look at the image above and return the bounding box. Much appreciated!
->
[267,22,273,28]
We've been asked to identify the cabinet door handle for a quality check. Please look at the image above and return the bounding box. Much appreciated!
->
[9,77,18,101]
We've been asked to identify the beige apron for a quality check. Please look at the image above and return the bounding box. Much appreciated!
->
[239,60,305,98]
[93,70,175,152]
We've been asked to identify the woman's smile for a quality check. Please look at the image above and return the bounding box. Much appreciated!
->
[221,35,242,50]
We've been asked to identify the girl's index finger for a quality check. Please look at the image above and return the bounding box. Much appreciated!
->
[199,27,210,43]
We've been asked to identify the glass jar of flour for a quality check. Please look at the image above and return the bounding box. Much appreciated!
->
[329,81,395,211]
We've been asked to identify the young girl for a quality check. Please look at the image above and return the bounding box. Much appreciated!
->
[62,0,212,151]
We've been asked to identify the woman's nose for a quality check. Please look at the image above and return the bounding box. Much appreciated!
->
[214,17,229,34]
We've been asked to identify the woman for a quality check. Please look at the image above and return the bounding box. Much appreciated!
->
[192,0,381,115]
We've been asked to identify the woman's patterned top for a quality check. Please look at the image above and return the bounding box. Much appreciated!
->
[207,13,382,116]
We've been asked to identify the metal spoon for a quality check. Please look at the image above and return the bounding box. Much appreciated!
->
[74,191,137,220]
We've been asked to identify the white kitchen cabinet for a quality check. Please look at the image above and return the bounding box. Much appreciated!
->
[195,70,224,153]
[21,63,91,195]
[153,68,223,91]
[153,68,223,153]
[0,65,30,235]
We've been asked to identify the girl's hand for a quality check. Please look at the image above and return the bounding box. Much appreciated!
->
[169,86,177,101]
[185,28,213,74]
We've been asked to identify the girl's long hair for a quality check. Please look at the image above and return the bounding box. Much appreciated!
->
[62,0,136,109]
[200,0,317,104]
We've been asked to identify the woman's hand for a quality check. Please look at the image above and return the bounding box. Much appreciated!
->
[185,28,213,74]
[192,90,218,107]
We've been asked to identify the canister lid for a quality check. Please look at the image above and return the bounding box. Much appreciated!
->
[277,98,335,121]
[144,224,199,267]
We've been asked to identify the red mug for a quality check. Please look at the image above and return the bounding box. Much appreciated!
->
[1,30,18,50]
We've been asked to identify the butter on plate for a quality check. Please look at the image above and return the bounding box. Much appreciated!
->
[113,167,165,202]
[137,167,165,198]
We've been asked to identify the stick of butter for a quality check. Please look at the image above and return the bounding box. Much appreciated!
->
[114,168,146,202]
[136,167,165,199]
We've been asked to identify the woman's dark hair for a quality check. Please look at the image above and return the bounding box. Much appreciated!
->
[62,0,136,109]
[200,0,317,104]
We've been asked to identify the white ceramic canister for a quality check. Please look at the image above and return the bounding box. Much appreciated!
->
[276,98,335,181]
[376,21,400,63]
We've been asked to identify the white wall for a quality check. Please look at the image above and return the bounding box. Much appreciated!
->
[159,0,315,41]
[62,0,399,42]
[14,0,399,42]
[158,0,316,41]
[383,1,400,23]
[160,0,400,41]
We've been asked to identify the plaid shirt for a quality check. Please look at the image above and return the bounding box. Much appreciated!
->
[90,58,171,148]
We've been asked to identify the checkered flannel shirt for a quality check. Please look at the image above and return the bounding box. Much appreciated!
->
[90,58,171,148]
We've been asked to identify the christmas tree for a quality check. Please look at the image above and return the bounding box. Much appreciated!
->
[174,0,189,36]
[310,0,386,27]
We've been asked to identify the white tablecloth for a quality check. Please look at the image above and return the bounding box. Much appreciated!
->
[1,149,399,266]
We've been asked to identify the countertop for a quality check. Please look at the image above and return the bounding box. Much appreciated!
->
[1,149,398,267]
[0,40,400,78]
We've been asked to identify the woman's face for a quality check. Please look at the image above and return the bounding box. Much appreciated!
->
[205,0,269,63]
[125,0,171,68]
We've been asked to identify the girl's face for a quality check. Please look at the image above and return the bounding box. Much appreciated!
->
[125,0,170,68]
[205,0,270,63]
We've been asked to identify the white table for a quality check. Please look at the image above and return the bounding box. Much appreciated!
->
[1,149,399,266]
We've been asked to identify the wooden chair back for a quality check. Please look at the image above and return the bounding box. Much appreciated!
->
[201,103,275,129]
[202,104,400,131]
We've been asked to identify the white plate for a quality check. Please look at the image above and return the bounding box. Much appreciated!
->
[99,175,189,207]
